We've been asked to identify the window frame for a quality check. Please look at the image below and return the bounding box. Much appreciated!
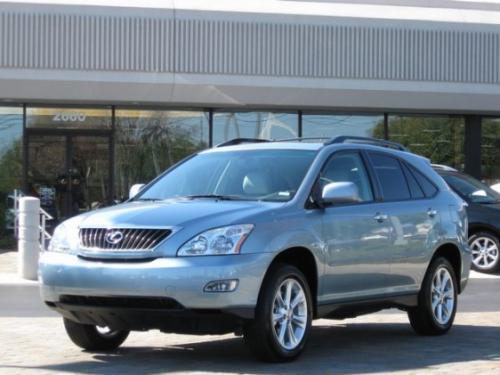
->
[404,162,440,199]
[308,149,378,208]
[400,161,425,199]
[366,150,439,202]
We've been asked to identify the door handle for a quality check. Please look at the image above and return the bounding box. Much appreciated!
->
[374,213,388,222]
[427,209,437,218]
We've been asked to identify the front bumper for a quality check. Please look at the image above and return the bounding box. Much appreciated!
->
[39,252,274,323]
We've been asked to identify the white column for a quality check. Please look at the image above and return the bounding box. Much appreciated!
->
[18,197,41,281]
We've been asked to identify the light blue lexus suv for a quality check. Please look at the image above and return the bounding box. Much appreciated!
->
[39,136,471,362]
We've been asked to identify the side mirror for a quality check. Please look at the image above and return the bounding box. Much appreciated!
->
[129,183,145,199]
[321,182,361,205]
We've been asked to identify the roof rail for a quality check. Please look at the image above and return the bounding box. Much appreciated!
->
[274,137,332,142]
[325,136,409,152]
[431,164,458,172]
[215,138,270,148]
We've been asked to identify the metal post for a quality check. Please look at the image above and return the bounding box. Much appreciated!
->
[18,197,41,280]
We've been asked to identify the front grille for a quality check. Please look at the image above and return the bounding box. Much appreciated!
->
[79,228,171,251]
[59,295,184,310]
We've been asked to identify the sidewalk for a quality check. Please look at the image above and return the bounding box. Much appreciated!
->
[0,251,38,286]
[0,249,499,373]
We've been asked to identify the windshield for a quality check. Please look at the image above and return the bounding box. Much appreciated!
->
[136,149,317,202]
[442,174,500,204]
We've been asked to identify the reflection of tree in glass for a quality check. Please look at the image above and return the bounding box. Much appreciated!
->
[0,139,22,239]
[387,116,464,170]
[221,112,297,140]
[481,118,500,184]
[302,115,384,139]
[371,119,385,139]
[115,111,208,200]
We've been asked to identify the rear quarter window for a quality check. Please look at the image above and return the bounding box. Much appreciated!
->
[411,166,439,197]
[401,162,425,199]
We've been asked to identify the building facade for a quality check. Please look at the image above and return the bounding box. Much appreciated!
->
[0,0,500,235]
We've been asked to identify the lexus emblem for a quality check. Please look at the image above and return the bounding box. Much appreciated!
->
[105,230,124,245]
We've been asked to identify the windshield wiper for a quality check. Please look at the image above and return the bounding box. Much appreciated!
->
[134,197,162,202]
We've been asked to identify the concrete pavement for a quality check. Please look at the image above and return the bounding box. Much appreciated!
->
[0,250,499,374]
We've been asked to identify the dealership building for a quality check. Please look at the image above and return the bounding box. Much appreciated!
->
[0,0,499,227]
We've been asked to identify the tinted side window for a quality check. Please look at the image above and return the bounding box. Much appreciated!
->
[321,152,373,202]
[412,167,439,197]
[369,153,411,201]
[401,163,425,199]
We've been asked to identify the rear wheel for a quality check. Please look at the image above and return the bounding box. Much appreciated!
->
[244,264,312,362]
[469,232,500,273]
[408,257,457,335]
[63,318,129,351]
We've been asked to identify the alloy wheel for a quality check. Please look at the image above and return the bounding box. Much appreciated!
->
[470,236,499,270]
[271,278,308,351]
[430,267,455,325]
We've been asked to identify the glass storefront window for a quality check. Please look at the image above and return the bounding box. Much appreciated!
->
[115,110,209,200]
[26,135,111,222]
[388,115,465,170]
[0,106,23,246]
[212,112,298,144]
[26,107,111,129]
[481,117,500,185]
[302,114,384,140]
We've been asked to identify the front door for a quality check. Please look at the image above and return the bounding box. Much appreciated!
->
[27,134,111,222]
[320,151,393,302]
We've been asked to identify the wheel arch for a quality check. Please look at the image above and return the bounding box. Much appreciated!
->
[261,246,319,318]
[429,243,463,293]
[469,223,499,239]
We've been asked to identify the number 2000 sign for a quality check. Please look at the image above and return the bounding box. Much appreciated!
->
[52,113,86,122]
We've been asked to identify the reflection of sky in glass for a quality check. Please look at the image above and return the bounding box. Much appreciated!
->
[213,112,298,144]
[0,113,22,158]
[302,115,383,138]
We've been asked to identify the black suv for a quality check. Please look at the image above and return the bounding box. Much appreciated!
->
[434,165,500,273]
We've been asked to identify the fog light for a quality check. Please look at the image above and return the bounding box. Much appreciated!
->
[204,279,239,293]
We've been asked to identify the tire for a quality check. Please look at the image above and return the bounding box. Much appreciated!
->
[63,318,129,351]
[469,232,500,273]
[408,257,458,335]
[243,263,313,362]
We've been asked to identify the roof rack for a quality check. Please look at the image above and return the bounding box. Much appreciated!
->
[326,136,408,152]
[215,138,270,148]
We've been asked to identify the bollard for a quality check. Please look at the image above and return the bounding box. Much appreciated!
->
[18,197,41,280]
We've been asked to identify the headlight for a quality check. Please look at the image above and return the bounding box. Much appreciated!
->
[48,223,79,253]
[177,224,254,256]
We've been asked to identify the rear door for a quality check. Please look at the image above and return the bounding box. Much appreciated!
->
[366,152,438,294]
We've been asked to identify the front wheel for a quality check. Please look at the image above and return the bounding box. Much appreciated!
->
[244,264,313,362]
[63,318,129,351]
[408,257,457,335]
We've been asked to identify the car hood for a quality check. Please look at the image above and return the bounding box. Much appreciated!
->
[77,198,278,229]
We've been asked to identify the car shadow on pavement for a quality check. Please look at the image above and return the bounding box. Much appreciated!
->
[3,322,500,374]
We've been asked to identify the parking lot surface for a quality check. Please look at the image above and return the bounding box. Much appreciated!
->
[0,251,499,374]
